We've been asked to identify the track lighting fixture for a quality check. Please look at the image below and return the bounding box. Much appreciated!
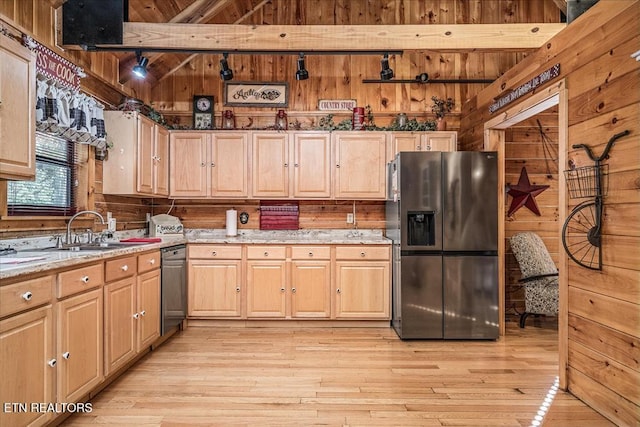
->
[380,53,394,81]
[296,53,309,81]
[132,50,148,78]
[219,53,233,81]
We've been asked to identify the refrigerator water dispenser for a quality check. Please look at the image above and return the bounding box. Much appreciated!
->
[407,211,435,246]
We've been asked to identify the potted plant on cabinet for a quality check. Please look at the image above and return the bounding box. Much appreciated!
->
[431,96,455,131]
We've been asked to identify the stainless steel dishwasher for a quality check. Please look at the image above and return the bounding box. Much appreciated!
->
[160,244,186,335]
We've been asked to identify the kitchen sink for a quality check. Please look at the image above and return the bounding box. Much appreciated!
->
[43,242,149,251]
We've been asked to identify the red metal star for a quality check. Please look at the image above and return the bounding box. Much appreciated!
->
[507,167,549,216]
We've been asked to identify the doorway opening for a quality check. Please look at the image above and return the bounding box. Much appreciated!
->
[484,80,568,388]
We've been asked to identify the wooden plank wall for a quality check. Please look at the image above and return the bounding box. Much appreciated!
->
[148,200,386,231]
[150,0,561,129]
[459,1,640,425]
[1,0,560,238]
[504,108,559,319]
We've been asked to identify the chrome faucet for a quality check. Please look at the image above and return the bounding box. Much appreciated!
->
[66,210,106,245]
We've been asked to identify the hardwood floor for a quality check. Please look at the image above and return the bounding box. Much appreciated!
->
[63,321,613,426]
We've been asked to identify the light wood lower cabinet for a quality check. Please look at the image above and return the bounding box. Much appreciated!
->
[188,245,243,317]
[290,246,331,318]
[104,253,161,375]
[334,246,391,319]
[0,305,55,427]
[56,288,103,403]
[187,244,389,321]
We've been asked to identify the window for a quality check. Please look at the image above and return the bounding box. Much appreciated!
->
[7,133,77,216]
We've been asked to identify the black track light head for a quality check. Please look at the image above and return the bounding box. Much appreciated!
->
[220,53,233,81]
[380,53,394,81]
[296,53,309,81]
[132,51,148,78]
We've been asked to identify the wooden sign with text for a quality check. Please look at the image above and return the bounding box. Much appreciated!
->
[489,64,560,113]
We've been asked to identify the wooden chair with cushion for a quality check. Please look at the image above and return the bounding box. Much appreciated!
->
[509,232,559,328]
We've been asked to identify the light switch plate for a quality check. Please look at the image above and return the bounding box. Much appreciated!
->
[346,213,354,224]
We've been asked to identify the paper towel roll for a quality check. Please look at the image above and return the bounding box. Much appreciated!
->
[226,209,238,236]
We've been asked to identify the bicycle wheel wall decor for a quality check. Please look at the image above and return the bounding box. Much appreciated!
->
[562,200,601,270]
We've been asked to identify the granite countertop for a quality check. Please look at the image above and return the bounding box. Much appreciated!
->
[0,229,390,281]
[0,238,187,281]
[185,229,390,245]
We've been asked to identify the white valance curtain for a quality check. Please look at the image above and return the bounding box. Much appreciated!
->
[35,75,107,149]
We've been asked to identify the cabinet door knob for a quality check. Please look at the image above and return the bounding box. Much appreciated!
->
[149,259,155,265]
[62,352,70,360]
[81,276,90,283]
[48,359,57,367]
[140,310,146,316]
[236,287,240,292]
[291,287,296,293]
[211,162,215,167]
[121,265,129,271]
[417,145,421,150]
[284,163,288,167]
[22,291,33,301]
[336,288,341,294]
[336,164,340,168]
[425,145,432,151]
[133,312,140,319]
[280,287,285,292]
[294,163,299,167]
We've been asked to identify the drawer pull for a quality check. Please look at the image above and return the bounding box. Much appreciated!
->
[140,310,146,317]
[149,259,155,265]
[264,251,269,257]
[308,252,313,257]
[62,352,70,360]
[48,359,57,367]
[133,312,140,319]
[121,265,129,271]
[81,276,90,283]
[360,252,366,257]
[22,291,33,301]
[212,251,217,256]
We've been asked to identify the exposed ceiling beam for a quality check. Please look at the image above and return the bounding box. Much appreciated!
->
[551,0,568,14]
[69,22,566,52]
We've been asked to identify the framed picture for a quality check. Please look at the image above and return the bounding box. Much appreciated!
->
[193,95,214,129]
[224,82,288,107]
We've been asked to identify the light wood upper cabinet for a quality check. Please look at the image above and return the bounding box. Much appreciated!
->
[333,132,387,199]
[210,132,249,198]
[170,131,249,198]
[0,36,36,180]
[0,305,55,427]
[103,112,169,196]
[292,132,332,198]
[389,131,457,161]
[251,132,289,198]
[170,131,209,197]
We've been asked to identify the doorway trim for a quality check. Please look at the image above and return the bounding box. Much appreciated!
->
[484,79,568,388]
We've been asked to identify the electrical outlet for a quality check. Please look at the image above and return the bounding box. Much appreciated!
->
[106,211,113,221]
[346,213,354,224]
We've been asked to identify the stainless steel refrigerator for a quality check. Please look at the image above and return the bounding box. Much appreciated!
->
[386,151,499,339]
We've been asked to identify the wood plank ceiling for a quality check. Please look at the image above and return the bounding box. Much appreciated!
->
[60,0,568,86]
